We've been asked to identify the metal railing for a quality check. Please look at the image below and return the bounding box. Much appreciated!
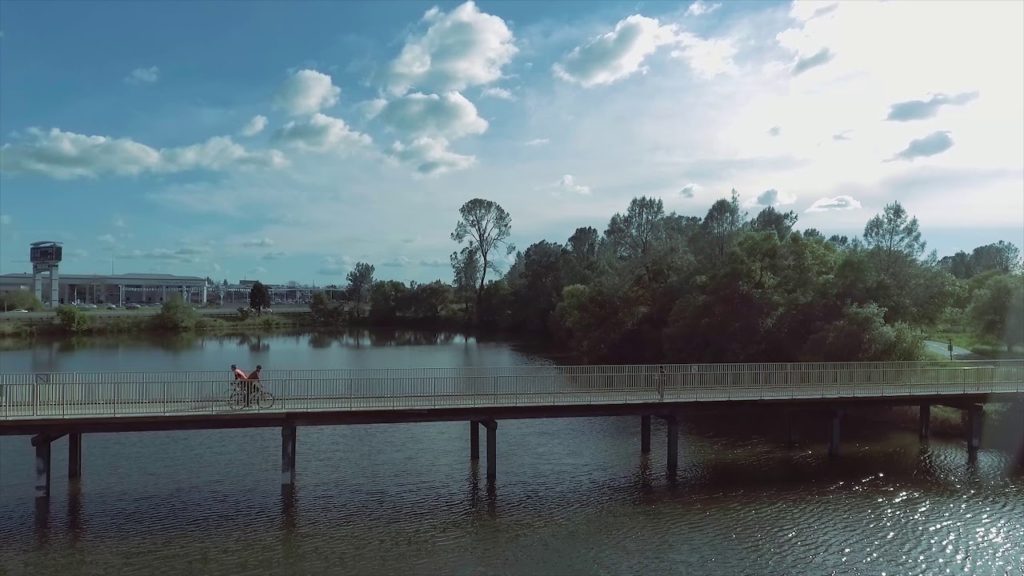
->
[1,360,1021,421]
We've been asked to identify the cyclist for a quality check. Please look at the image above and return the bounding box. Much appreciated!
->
[231,364,252,406]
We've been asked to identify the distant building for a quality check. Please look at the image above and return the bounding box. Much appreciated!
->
[0,273,208,306]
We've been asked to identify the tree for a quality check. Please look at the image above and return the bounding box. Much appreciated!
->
[450,247,481,317]
[249,281,271,315]
[604,197,665,260]
[970,241,1021,275]
[346,262,375,318]
[751,206,798,239]
[152,295,197,332]
[700,190,744,259]
[0,290,43,312]
[369,280,411,322]
[938,251,973,279]
[56,305,90,334]
[863,201,926,266]
[968,274,1024,351]
[451,198,514,315]
[310,292,342,325]
[802,304,922,361]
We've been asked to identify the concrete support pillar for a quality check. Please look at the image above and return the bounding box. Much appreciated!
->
[481,420,497,482]
[829,409,843,458]
[119,285,124,307]
[967,404,983,461]
[919,404,931,441]
[470,420,480,460]
[201,284,208,305]
[50,270,59,308]
[658,415,679,475]
[35,439,51,499]
[68,433,82,480]
[641,415,651,454]
[281,422,297,485]
[33,273,42,304]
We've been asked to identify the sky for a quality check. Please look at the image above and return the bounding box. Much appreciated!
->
[1,0,1022,285]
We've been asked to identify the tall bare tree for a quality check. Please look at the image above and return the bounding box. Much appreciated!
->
[451,198,514,314]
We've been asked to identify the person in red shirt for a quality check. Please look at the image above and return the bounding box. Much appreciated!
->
[231,364,252,406]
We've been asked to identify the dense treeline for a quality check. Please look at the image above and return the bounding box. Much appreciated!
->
[310,195,1022,363]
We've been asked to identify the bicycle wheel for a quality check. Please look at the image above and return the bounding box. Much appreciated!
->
[257,390,275,409]
[229,389,246,410]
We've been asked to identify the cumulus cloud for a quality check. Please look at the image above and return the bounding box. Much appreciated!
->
[262,251,287,260]
[374,92,487,139]
[0,128,286,179]
[670,33,738,79]
[524,138,549,146]
[318,255,355,275]
[679,183,700,198]
[792,48,833,75]
[243,238,275,248]
[273,113,372,152]
[806,195,862,212]
[390,137,476,175]
[481,86,515,100]
[753,188,796,207]
[240,115,268,136]
[388,1,517,95]
[890,131,954,161]
[556,174,592,195]
[886,92,979,121]
[768,126,781,136]
[686,1,721,17]
[276,69,341,116]
[554,15,679,87]
[832,130,852,141]
[125,66,159,84]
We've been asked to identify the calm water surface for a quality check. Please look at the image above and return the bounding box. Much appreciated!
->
[1,331,1022,575]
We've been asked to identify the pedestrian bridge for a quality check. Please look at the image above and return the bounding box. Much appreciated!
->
[3,360,1022,500]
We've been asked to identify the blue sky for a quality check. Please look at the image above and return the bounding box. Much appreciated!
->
[1,0,1022,284]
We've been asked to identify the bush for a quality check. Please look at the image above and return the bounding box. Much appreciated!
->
[152,296,197,332]
[56,305,90,333]
[1,290,44,312]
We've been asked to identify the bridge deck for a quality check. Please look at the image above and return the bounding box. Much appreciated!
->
[2,361,1021,433]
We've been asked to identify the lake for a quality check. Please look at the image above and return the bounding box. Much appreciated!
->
[1,331,1022,575]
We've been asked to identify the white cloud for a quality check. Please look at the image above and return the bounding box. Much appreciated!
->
[113,216,127,228]
[375,92,487,139]
[262,251,288,260]
[387,1,518,95]
[670,33,738,79]
[481,86,515,100]
[554,15,679,87]
[273,113,372,152]
[886,92,978,122]
[791,48,833,75]
[243,237,275,248]
[118,247,209,263]
[890,131,954,162]
[679,183,700,198]
[752,188,796,207]
[686,1,721,17]
[98,234,116,244]
[524,138,550,146]
[240,115,268,136]
[768,126,781,137]
[390,137,476,176]
[275,69,341,116]
[125,66,159,84]
[318,255,355,275]
[557,174,592,195]
[0,214,11,225]
[381,256,412,267]
[806,195,862,212]
[0,128,286,179]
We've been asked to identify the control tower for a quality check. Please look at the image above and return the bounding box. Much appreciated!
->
[30,241,63,308]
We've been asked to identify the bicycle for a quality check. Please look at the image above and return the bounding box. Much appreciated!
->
[229,381,275,409]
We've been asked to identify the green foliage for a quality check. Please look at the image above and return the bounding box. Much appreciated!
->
[751,206,798,239]
[0,290,44,311]
[310,291,343,325]
[802,304,923,361]
[346,262,375,318]
[249,281,271,313]
[56,305,90,333]
[863,201,926,266]
[968,274,1024,351]
[369,280,410,322]
[450,246,480,317]
[152,295,197,332]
